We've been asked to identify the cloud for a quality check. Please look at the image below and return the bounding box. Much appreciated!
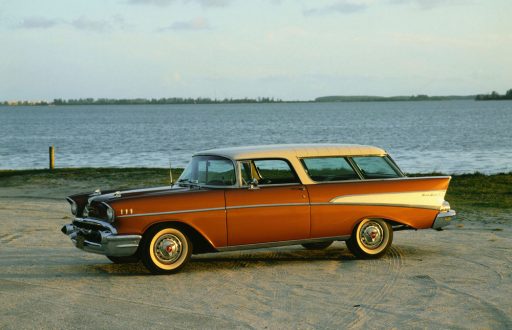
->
[388,0,473,10]
[304,1,368,16]
[14,15,127,32]
[16,17,61,29]
[127,0,232,7]
[158,17,210,31]
[70,17,112,32]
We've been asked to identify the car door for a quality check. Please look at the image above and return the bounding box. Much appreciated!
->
[225,159,310,246]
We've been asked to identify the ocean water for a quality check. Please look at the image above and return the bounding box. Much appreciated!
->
[0,100,511,174]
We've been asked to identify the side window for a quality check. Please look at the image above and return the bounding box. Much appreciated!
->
[301,157,359,182]
[252,159,300,185]
[351,156,400,179]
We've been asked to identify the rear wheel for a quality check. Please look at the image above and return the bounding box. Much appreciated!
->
[107,255,140,264]
[346,219,393,259]
[140,225,192,274]
[301,241,333,250]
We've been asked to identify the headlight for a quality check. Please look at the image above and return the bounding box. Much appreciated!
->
[440,201,450,212]
[105,204,115,223]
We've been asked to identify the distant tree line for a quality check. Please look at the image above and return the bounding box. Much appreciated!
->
[475,89,512,101]
[1,97,284,106]
[315,94,474,102]
[1,100,50,106]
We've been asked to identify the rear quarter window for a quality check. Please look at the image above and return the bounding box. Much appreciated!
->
[351,156,400,179]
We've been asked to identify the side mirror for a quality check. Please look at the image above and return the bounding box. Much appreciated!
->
[248,178,259,190]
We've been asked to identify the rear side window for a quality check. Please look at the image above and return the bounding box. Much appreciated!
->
[301,157,359,182]
[351,156,400,179]
[253,159,300,185]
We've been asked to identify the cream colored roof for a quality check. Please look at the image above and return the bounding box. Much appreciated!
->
[195,144,387,160]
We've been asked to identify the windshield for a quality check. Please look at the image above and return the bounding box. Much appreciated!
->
[178,155,236,187]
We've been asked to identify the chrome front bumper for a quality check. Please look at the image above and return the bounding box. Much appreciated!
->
[432,210,456,230]
[61,218,141,257]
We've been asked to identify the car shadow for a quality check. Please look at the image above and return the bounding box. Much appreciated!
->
[0,243,440,279]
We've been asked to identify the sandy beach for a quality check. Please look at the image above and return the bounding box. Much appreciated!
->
[1,191,511,329]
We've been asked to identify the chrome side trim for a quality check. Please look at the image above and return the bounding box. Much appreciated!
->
[217,235,350,252]
[225,202,309,210]
[310,202,440,210]
[117,203,311,219]
[117,207,226,219]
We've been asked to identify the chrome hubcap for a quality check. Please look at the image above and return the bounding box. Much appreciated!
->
[359,221,384,249]
[154,234,183,264]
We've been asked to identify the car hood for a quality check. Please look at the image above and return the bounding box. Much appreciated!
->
[87,185,191,204]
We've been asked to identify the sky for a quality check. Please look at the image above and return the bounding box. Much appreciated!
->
[0,0,511,101]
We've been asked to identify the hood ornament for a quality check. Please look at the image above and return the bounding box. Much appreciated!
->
[113,191,122,198]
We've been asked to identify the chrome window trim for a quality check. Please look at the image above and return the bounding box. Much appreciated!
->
[217,235,350,252]
[385,155,406,177]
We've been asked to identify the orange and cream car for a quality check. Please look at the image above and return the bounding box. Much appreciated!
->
[62,144,456,274]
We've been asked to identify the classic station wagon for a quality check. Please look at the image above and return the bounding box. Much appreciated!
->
[62,144,456,274]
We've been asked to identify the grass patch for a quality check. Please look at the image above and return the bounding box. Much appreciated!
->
[0,168,183,192]
[445,172,512,209]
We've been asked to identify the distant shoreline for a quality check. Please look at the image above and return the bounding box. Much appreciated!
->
[0,95,479,106]
[4,91,512,106]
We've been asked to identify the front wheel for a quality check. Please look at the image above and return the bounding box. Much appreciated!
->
[346,219,393,259]
[140,225,192,274]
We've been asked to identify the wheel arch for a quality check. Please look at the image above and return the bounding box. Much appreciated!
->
[142,220,217,254]
[349,215,412,234]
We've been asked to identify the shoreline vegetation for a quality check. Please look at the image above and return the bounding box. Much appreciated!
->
[475,89,512,101]
[1,168,510,210]
[1,90,509,106]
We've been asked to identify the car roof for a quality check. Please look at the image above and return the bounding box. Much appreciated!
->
[194,143,387,160]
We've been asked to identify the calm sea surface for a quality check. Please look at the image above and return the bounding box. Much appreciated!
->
[0,101,511,174]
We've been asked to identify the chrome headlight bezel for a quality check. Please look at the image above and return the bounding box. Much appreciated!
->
[66,198,78,216]
[71,202,77,215]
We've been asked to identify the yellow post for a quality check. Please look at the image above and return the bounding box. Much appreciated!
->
[49,145,55,170]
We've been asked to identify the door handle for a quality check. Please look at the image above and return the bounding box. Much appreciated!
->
[291,186,306,191]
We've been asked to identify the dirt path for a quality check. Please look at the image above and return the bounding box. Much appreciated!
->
[0,198,511,329]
